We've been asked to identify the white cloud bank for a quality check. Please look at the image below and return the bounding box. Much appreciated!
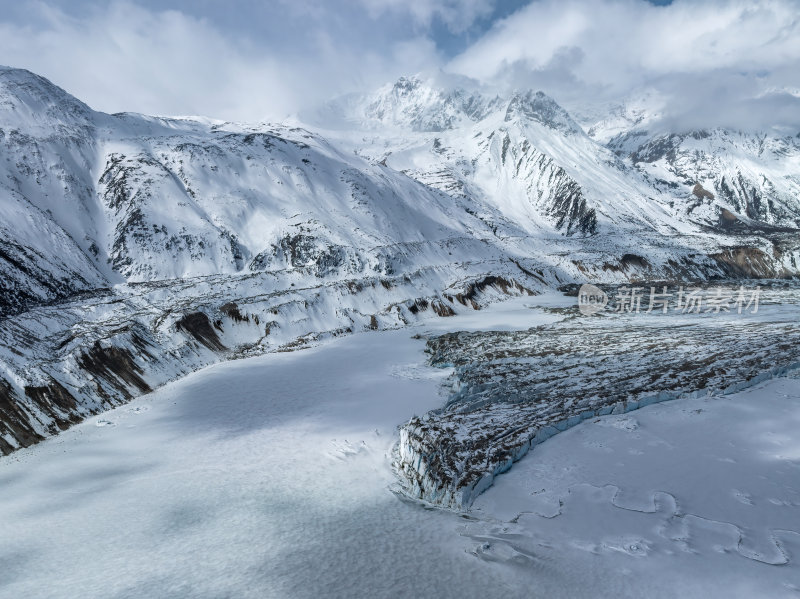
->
[448,0,800,130]
[0,1,445,121]
[452,0,800,81]
[0,0,798,131]
[357,0,496,33]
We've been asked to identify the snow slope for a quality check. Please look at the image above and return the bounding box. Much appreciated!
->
[469,372,800,598]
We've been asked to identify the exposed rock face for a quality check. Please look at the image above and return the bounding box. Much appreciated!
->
[249,234,363,277]
[0,379,43,453]
[0,235,102,318]
[175,313,227,352]
[504,91,584,136]
[692,183,715,200]
[485,132,598,235]
[716,171,770,222]
[711,247,787,278]
[720,208,739,223]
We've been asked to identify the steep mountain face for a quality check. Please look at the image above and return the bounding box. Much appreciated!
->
[0,67,799,455]
[592,99,800,230]
[92,121,495,282]
[0,69,515,312]
[0,69,109,314]
[320,78,711,240]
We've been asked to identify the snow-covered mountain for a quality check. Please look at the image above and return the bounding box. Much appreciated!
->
[609,128,800,228]
[0,67,799,455]
[587,90,800,230]
[319,76,800,243]
[0,69,509,314]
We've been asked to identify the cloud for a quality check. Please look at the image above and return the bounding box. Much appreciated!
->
[356,0,496,33]
[0,0,798,132]
[450,0,800,85]
[0,0,444,121]
[446,0,800,130]
[0,2,289,120]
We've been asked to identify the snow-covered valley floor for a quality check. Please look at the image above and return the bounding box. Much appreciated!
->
[1,296,799,598]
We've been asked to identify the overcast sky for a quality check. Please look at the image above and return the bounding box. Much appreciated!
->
[1,0,798,130]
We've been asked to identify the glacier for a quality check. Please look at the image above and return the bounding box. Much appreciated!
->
[2,300,800,598]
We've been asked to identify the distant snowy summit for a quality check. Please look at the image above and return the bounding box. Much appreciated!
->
[321,74,800,235]
[319,75,582,135]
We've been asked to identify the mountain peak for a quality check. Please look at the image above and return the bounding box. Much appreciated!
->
[389,75,424,95]
[362,75,490,132]
[504,90,583,135]
[0,66,94,130]
[319,77,587,135]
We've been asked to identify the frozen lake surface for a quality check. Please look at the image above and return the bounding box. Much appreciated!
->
[1,295,800,598]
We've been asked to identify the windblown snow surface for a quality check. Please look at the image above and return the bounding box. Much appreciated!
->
[1,295,800,598]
